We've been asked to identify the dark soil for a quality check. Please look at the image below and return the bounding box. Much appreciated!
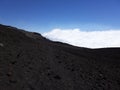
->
[0,24,120,90]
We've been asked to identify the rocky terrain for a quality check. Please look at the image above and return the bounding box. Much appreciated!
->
[0,24,120,90]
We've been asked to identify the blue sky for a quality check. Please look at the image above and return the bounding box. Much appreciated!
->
[0,0,120,33]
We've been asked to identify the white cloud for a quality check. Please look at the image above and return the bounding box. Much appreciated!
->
[42,28,120,48]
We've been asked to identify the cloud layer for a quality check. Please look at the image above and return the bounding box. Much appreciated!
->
[42,28,120,48]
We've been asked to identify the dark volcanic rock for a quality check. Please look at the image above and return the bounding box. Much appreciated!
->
[0,24,120,90]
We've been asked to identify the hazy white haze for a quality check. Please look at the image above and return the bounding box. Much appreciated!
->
[43,29,120,48]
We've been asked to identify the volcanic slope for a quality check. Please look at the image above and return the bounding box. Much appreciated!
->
[0,24,120,90]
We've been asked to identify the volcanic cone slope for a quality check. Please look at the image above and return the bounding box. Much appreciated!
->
[0,24,120,90]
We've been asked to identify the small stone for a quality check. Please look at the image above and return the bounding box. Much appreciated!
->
[6,72,12,77]
[9,79,17,83]
[54,75,61,80]
[0,43,4,47]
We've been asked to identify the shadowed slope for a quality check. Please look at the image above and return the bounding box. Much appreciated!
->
[0,24,120,90]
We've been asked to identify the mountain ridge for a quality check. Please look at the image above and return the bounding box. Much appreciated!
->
[0,24,120,90]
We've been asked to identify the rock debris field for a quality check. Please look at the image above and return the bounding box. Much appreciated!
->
[0,24,120,90]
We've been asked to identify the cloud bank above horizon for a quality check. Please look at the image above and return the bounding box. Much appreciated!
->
[42,28,120,48]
